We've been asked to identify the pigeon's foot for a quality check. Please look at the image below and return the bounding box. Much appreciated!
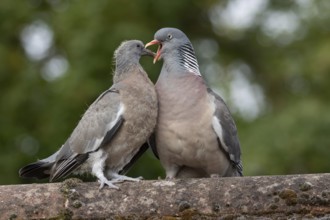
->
[91,152,120,189]
[210,174,220,178]
[98,178,120,190]
[165,176,175,180]
[165,165,180,179]
[110,173,143,183]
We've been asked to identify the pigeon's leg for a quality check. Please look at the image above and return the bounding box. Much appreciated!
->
[210,174,220,178]
[91,154,119,190]
[107,171,143,183]
[165,164,180,179]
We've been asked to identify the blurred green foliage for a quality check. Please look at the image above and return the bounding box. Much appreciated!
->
[0,0,329,185]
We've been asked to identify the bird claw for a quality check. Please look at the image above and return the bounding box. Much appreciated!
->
[210,174,220,178]
[165,176,174,180]
[98,179,120,190]
[111,174,143,183]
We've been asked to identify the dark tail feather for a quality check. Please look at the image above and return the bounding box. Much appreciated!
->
[50,153,89,182]
[235,162,243,177]
[19,161,54,179]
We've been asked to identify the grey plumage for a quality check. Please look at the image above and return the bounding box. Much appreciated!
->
[19,40,158,188]
[146,28,242,178]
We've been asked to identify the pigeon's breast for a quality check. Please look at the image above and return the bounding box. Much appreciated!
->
[105,72,158,171]
[155,74,223,170]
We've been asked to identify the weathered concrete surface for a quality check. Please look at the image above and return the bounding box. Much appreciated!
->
[1,174,330,219]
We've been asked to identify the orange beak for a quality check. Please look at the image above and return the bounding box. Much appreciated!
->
[145,39,162,64]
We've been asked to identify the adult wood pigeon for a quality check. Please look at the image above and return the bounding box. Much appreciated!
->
[146,28,243,178]
[19,40,158,188]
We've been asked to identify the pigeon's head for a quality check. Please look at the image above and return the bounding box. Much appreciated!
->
[146,28,200,75]
[146,28,192,63]
[114,40,154,64]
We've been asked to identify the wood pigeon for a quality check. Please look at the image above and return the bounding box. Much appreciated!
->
[19,40,158,189]
[146,28,243,178]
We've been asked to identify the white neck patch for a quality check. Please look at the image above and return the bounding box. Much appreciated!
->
[178,43,201,76]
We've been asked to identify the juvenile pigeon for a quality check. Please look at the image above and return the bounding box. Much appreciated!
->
[146,28,242,178]
[19,40,158,188]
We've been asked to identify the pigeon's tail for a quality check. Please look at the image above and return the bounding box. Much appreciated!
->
[19,161,54,179]
[19,148,60,179]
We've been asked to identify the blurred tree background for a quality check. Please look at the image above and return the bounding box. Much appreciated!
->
[1,0,329,185]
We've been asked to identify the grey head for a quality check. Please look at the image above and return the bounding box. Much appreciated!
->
[113,40,154,82]
[146,27,200,75]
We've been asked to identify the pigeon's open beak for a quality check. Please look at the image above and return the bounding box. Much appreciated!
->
[145,40,162,64]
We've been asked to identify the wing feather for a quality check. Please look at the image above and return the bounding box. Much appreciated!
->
[119,142,149,175]
[148,132,159,159]
[208,88,243,176]
[49,88,125,180]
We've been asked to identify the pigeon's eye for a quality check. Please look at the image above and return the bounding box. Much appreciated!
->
[167,34,173,40]
[136,44,141,48]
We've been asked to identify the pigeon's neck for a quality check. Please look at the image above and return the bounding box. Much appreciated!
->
[173,42,201,76]
[113,62,141,83]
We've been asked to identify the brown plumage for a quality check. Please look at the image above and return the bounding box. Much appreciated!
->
[19,40,158,189]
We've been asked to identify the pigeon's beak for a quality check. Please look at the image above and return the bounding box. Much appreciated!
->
[141,48,155,57]
[145,40,162,64]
